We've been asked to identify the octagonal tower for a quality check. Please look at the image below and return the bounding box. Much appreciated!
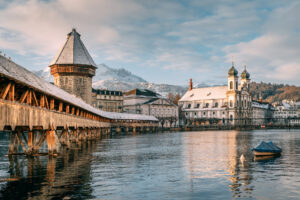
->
[49,29,97,104]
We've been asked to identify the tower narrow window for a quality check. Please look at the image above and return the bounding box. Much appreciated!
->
[236,81,238,90]
[230,81,233,89]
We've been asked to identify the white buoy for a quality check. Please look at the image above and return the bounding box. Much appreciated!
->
[240,154,246,163]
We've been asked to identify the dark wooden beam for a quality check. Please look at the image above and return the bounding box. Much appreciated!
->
[20,90,29,104]
[0,82,12,100]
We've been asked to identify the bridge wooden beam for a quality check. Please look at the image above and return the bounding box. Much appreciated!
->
[19,89,29,104]
[32,91,39,107]
[66,105,70,113]
[59,102,63,112]
[45,96,49,109]
[8,83,15,101]
[26,90,32,105]
[50,98,55,110]
[0,82,11,100]
[40,94,45,108]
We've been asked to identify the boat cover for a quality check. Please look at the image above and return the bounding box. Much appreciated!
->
[251,141,282,153]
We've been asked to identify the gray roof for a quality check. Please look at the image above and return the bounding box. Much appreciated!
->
[49,29,97,67]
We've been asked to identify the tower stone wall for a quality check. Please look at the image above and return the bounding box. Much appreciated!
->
[49,29,97,105]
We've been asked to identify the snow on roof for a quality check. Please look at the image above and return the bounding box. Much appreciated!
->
[49,29,96,67]
[179,86,227,102]
[252,101,270,109]
[0,55,157,121]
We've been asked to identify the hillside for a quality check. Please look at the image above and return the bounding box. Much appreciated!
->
[249,82,300,102]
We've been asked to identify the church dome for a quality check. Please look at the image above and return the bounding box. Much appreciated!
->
[228,66,238,76]
[241,65,250,79]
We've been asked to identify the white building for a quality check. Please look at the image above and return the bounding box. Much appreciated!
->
[123,89,179,127]
[179,64,252,126]
[273,100,300,125]
[252,100,274,125]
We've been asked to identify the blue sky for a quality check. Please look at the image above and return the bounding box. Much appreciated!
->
[0,0,300,86]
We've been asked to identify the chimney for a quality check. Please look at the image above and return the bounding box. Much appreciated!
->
[189,78,193,91]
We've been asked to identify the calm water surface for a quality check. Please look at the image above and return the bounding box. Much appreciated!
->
[0,129,299,200]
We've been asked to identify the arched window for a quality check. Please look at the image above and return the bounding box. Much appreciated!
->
[230,81,233,89]
[215,102,218,107]
[230,115,233,121]
[236,81,238,90]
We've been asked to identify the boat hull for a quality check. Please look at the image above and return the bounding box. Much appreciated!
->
[253,150,281,156]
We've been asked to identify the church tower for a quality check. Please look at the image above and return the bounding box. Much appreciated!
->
[227,62,239,125]
[49,29,97,104]
[241,65,250,90]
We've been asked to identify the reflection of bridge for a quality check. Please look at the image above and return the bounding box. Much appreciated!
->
[0,55,158,156]
[1,139,101,199]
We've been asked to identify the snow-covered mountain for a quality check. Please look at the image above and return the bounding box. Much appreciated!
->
[34,64,194,96]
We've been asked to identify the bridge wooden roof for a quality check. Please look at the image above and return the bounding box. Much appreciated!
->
[0,55,158,121]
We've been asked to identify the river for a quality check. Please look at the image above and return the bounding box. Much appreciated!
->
[0,129,299,200]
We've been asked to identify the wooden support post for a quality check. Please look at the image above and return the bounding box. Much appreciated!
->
[76,108,80,116]
[59,102,63,112]
[20,90,29,104]
[45,96,49,109]
[66,105,70,113]
[26,90,32,105]
[0,82,11,100]
[9,83,15,101]
[47,128,57,156]
[32,91,39,106]
[8,131,19,155]
[50,98,55,110]
[27,131,34,154]
[40,95,45,108]
[72,107,75,115]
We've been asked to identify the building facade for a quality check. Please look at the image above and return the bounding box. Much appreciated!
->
[49,29,96,104]
[123,89,178,127]
[252,100,274,125]
[273,100,300,125]
[179,64,252,126]
[92,88,123,112]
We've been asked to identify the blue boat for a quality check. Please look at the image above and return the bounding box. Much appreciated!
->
[251,141,282,156]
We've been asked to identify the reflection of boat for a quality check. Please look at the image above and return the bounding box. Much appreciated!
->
[251,141,282,156]
[254,155,280,162]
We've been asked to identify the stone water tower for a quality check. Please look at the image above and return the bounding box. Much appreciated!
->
[49,29,97,104]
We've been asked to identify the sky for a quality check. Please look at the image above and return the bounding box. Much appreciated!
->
[0,0,300,86]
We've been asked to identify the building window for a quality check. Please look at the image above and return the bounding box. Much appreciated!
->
[187,104,191,109]
[230,81,233,89]
[230,115,233,121]
[203,112,206,115]
[205,103,209,108]
[230,100,233,107]
[194,112,197,116]
[223,112,225,115]
[214,102,218,107]
[195,103,200,108]
[236,82,238,90]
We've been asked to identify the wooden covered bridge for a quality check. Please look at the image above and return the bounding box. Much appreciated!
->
[0,55,158,156]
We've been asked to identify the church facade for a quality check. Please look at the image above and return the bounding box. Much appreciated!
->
[179,64,252,126]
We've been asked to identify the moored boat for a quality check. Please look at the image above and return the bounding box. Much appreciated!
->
[251,141,282,156]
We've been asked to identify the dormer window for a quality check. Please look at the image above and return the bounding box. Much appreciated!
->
[195,103,200,108]
[187,104,191,109]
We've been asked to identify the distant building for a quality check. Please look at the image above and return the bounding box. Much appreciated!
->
[123,89,178,127]
[92,88,123,112]
[49,29,96,104]
[179,64,252,126]
[273,100,300,125]
[252,100,274,125]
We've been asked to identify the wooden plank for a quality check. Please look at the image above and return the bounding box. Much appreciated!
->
[0,82,11,100]
[20,90,29,104]
[32,91,39,106]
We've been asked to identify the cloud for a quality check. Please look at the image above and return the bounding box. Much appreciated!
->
[224,2,300,85]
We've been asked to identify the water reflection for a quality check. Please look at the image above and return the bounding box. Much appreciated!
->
[0,138,103,200]
[184,131,254,198]
[0,130,299,199]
